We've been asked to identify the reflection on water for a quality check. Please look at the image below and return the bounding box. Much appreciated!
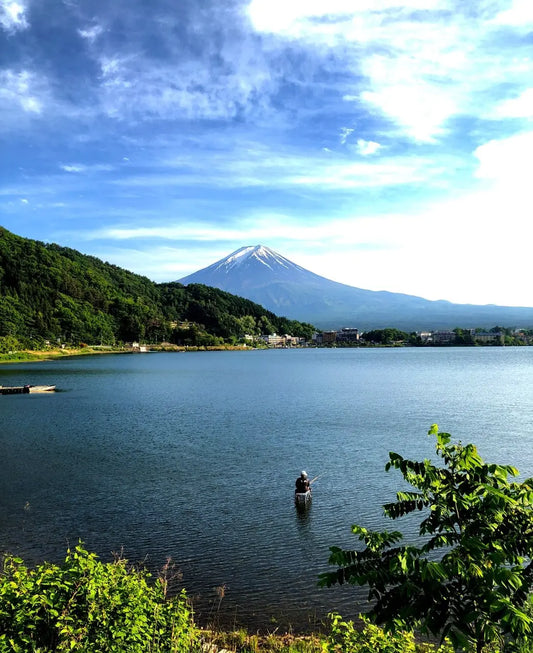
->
[295,498,312,528]
[1,348,533,629]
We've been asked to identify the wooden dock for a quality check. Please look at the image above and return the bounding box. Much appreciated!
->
[0,385,56,395]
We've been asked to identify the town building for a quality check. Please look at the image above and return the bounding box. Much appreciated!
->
[336,327,359,343]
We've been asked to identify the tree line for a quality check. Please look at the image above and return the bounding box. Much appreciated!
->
[353,327,532,346]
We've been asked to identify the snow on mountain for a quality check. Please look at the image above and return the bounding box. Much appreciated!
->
[210,245,305,274]
[178,245,533,330]
[179,245,314,290]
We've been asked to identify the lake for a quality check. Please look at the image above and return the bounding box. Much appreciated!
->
[1,347,533,630]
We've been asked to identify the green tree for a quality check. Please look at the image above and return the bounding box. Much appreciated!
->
[259,315,275,335]
[237,314,258,336]
[0,334,21,353]
[453,328,475,345]
[362,329,408,345]
[320,425,533,653]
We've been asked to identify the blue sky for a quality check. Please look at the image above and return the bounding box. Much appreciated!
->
[1,0,533,307]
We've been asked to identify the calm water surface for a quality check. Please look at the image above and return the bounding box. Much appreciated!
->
[1,347,533,629]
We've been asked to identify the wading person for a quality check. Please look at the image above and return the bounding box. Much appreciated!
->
[295,470,310,494]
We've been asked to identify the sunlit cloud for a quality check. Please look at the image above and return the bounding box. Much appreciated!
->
[78,24,104,43]
[491,89,533,119]
[356,139,381,156]
[339,127,354,145]
[60,163,114,174]
[0,70,44,114]
[246,0,446,38]
[112,144,448,192]
[474,131,533,186]
[247,0,533,143]
[492,0,533,27]
[0,0,28,32]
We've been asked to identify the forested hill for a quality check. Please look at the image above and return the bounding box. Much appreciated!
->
[0,227,315,348]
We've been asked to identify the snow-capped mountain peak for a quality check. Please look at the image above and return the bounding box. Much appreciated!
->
[177,244,533,330]
[213,245,301,274]
[178,244,313,291]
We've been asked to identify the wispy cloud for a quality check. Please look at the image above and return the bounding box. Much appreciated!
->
[339,128,354,145]
[111,141,457,193]
[60,163,114,174]
[2,0,533,306]
[491,89,533,119]
[0,0,28,32]
[356,139,382,156]
[247,0,533,143]
[78,24,104,43]
[0,70,44,114]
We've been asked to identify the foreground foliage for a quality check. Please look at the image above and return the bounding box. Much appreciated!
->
[0,543,200,652]
[322,613,454,653]
[320,425,533,653]
[0,543,481,653]
[203,615,452,653]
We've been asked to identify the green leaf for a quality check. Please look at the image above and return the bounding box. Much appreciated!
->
[323,424,533,653]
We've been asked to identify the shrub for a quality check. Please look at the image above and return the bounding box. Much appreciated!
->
[0,543,200,652]
[322,614,454,653]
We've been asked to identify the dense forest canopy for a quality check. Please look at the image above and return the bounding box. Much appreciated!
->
[0,227,315,348]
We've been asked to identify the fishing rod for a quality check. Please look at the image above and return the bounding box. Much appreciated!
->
[309,473,325,485]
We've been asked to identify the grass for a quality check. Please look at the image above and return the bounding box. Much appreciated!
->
[200,628,325,652]
[0,343,256,364]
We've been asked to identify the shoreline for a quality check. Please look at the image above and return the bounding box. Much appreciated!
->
[0,344,257,364]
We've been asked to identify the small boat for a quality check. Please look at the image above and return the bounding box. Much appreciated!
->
[29,385,56,393]
[0,384,56,395]
[294,490,312,505]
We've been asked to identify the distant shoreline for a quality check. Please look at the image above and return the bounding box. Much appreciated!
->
[0,344,256,364]
[1,339,522,365]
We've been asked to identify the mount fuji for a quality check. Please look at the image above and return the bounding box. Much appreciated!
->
[178,245,533,330]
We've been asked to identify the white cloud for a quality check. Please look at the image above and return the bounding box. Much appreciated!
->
[356,139,381,156]
[78,24,104,43]
[82,224,255,242]
[98,59,260,121]
[60,163,114,173]
[0,0,28,32]
[0,70,43,114]
[358,47,462,142]
[474,131,533,185]
[61,164,85,173]
[339,127,354,145]
[283,182,533,306]
[491,88,533,119]
[492,0,533,27]
[111,147,443,192]
[247,0,445,37]
[246,1,533,143]
[287,158,432,188]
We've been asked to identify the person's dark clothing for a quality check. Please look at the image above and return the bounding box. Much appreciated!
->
[295,477,310,493]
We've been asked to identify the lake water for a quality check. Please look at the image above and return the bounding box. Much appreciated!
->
[2,347,533,631]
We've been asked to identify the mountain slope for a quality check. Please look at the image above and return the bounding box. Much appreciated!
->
[179,245,533,330]
[0,229,314,346]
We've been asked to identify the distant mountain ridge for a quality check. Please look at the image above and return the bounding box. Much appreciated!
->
[179,245,533,330]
